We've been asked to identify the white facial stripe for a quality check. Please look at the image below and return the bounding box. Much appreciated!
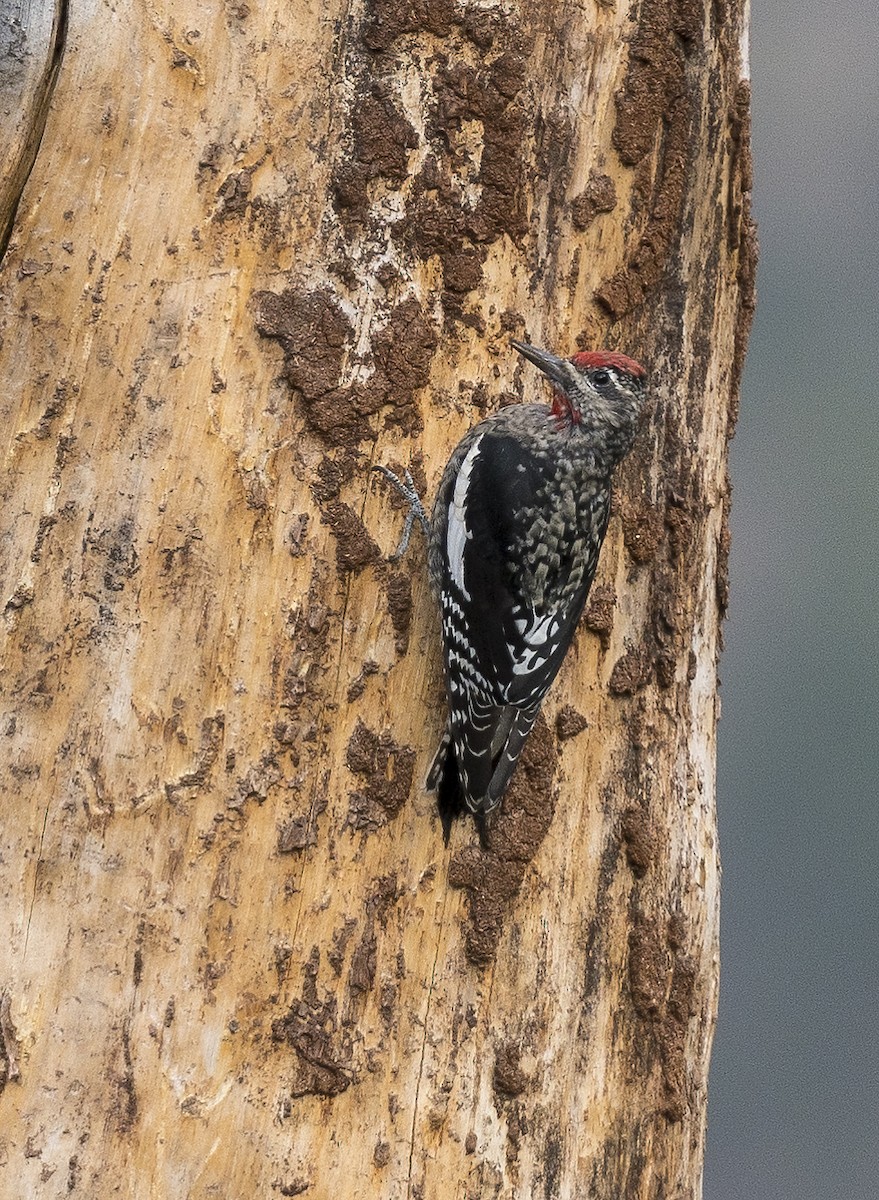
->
[446,435,484,601]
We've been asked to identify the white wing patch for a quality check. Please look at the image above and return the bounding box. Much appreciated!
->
[513,611,557,646]
[510,607,562,677]
[446,435,484,601]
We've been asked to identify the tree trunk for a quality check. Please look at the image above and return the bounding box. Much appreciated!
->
[0,2,755,1197]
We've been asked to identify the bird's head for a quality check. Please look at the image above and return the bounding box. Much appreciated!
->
[511,339,647,442]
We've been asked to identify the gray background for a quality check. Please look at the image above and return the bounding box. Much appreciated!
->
[705,3,879,1197]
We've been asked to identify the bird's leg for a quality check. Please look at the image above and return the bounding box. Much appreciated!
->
[371,465,430,561]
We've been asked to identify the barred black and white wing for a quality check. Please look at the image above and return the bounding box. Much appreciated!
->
[427,416,610,840]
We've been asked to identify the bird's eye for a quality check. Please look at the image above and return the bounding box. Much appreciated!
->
[592,369,611,386]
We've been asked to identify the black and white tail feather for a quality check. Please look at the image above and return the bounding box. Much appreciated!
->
[428,704,540,845]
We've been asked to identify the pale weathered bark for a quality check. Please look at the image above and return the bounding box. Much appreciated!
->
[0,2,754,1197]
[0,1,67,255]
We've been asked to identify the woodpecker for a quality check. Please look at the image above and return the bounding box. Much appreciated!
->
[377,339,647,843]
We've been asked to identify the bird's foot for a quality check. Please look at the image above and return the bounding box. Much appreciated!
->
[371,465,430,561]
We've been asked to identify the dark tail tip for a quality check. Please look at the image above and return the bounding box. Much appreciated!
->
[474,810,491,851]
[436,747,465,845]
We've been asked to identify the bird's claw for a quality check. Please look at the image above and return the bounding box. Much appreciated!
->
[371,464,430,560]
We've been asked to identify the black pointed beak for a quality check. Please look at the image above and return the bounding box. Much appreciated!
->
[510,339,570,389]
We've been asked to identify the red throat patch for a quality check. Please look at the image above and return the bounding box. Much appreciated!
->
[551,388,580,427]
